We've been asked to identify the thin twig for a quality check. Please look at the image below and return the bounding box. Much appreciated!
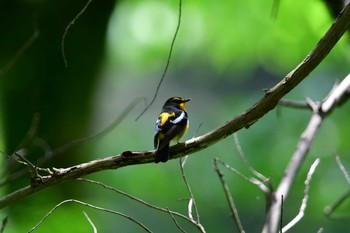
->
[166,208,187,233]
[324,189,350,219]
[51,97,144,156]
[1,113,41,181]
[0,28,39,77]
[0,163,28,187]
[214,158,245,233]
[1,113,41,184]
[215,158,270,195]
[233,133,268,181]
[77,178,206,233]
[15,112,41,151]
[324,156,350,219]
[278,99,312,110]
[28,199,152,233]
[1,5,349,211]
[336,155,350,185]
[61,0,93,67]
[13,152,40,179]
[282,158,320,232]
[194,123,203,138]
[0,216,8,233]
[180,156,200,223]
[83,211,97,233]
[0,98,143,187]
[135,0,183,121]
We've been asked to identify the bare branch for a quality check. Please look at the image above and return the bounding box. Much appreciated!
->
[0,3,349,211]
[193,122,204,138]
[83,211,97,233]
[0,28,39,77]
[180,156,200,223]
[16,112,41,151]
[263,72,350,233]
[278,99,312,110]
[321,74,350,112]
[0,113,41,184]
[215,158,270,196]
[282,158,320,232]
[50,97,144,156]
[324,189,350,219]
[76,178,206,232]
[233,133,268,182]
[166,208,187,233]
[232,134,272,198]
[214,158,245,233]
[336,155,350,185]
[61,0,93,67]
[13,152,40,180]
[0,98,143,187]
[135,0,183,120]
[324,156,350,219]
[279,81,343,111]
[0,216,8,233]
[28,199,152,233]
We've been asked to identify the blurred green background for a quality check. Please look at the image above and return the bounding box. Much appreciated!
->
[1,0,350,232]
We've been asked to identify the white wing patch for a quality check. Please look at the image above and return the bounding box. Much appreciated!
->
[170,111,185,124]
[155,118,162,134]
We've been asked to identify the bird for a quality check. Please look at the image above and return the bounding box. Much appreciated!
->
[154,97,190,163]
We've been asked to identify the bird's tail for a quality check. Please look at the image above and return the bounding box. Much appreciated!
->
[155,143,169,163]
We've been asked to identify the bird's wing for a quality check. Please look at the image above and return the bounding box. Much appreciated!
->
[157,111,187,150]
[154,111,175,148]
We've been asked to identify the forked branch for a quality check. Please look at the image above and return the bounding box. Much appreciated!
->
[262,73,350,233]
[0,1,350,211]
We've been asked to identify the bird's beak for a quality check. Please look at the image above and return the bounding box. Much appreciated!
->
[179,98,190,111]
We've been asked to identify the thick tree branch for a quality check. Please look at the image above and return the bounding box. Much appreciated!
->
[1,1,350,210]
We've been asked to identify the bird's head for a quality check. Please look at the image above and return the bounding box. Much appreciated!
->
[164,97,190,110]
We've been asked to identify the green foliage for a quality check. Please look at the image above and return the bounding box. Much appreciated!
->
[1,0,350,232]
[106,0,348,76]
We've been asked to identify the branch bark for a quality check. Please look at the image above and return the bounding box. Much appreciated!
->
[262,72,350,233]
[1,2,350,210]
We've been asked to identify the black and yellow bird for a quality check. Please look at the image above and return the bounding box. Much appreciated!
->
[154,97,190,163]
